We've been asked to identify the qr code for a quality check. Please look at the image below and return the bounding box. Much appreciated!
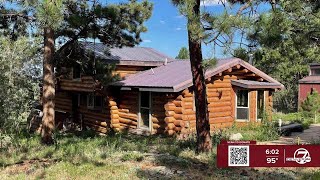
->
[228,145,249,167]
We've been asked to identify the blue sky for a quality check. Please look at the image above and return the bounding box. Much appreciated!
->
[4,0,270,59]
[125,0,271,59]
[138,0,226,58]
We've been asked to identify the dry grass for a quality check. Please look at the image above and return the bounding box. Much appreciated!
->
[0,130,319,179]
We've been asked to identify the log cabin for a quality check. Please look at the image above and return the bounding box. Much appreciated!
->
[54,42,284,135]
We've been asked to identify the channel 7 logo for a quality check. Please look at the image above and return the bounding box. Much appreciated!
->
[286,148,311,164]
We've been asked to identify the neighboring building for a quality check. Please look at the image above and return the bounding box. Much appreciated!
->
[54,42,284,135]
[299,63,320,103]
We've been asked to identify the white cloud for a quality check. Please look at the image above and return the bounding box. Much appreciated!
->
[160,20,165,24]
[175,15,184,19]
[175,27,182,31]
[200,0,227,6]
[143,39,152,43]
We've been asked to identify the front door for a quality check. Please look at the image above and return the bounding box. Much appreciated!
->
[139,91,152,131]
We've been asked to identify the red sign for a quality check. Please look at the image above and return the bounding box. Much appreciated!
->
[217,142,320,167]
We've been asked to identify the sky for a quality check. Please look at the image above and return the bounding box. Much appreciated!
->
[4,0,270,59]
[107,0,271,59]
[138,0,228,58]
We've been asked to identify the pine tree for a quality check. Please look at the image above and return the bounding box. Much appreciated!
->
[172,0,212,153]
[0,0,153,144]
[176,47,190,59]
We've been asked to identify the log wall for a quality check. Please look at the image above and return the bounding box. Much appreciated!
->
[55,92,72,113]
[110,91,139,131]
[114,65,153,79]
[265,90,273,121]
[206,75,236,130]
[151,92,168,134]
[78,100,111,134]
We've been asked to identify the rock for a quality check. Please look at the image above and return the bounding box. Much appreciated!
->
[229,133,243,140]
[176,170,184,175]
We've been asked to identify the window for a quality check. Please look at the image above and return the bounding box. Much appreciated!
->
[236,90,249,121]
[72,64,81,79]
[311,68,320,75]
[139,91,151,130]
[257,90,265,120]
[87,93,103,110]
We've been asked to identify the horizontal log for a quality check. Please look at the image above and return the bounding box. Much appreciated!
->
[119,123,137,129]
[207,91,231,97]
[174,114,182,120]
[208,101,232,107]
[78,110,109,119]
[182,104,194,110]
[152,117,165,124]
[165,110,175,117]
[82,114,110,122]
[164,117,175,124]
[111,114,120,119]
[110,106,118,110]
[83,122,108,133]
[210,79,232,83]
[60,87,94,92]
[207,88,232,92]
[182,97,193,102]
[173,120,185,127]
[209,111,232,118]
[83,119,107,127]
[173,100,182,107]
[208,106,232,113]
[182,109,195,115]
[153,124,161,129]
[118,126,136,131]
[207,83,231,88]
[164,104,176,111]
[174,107,183,114]
[109,101,117,106]
[118,109,129,113]
[209,116,233,124]
[182,115,196,121]
[111,119,120,124]
[174,126,182,132]
[110,110,119,114]
[175,95,183,101]
[166,130,176,136]
[111,124,121,128]
[118,112,138,119]
[207,96,231,102]
[119,118,138,126]
[166,123,176,130]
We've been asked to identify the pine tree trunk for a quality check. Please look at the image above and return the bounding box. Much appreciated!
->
[187,0,212,153]
[41,27,55,145]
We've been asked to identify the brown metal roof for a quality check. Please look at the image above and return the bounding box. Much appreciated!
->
[81,42,174,66]
[299,76,320,84]
[112,58,284,92]
[231,80,283,89]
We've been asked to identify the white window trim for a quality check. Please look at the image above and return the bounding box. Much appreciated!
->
[235,89,250,122]
[138,91,153,132]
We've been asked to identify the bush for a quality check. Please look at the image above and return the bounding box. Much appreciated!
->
[300,90,320,123]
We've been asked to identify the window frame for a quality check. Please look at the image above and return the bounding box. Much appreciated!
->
[235,89,250,122]
[87,93,103,110]
[138,91,152,132]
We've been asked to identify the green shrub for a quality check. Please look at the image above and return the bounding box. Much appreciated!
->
[300,90,320,123]
[120,153,144,162]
